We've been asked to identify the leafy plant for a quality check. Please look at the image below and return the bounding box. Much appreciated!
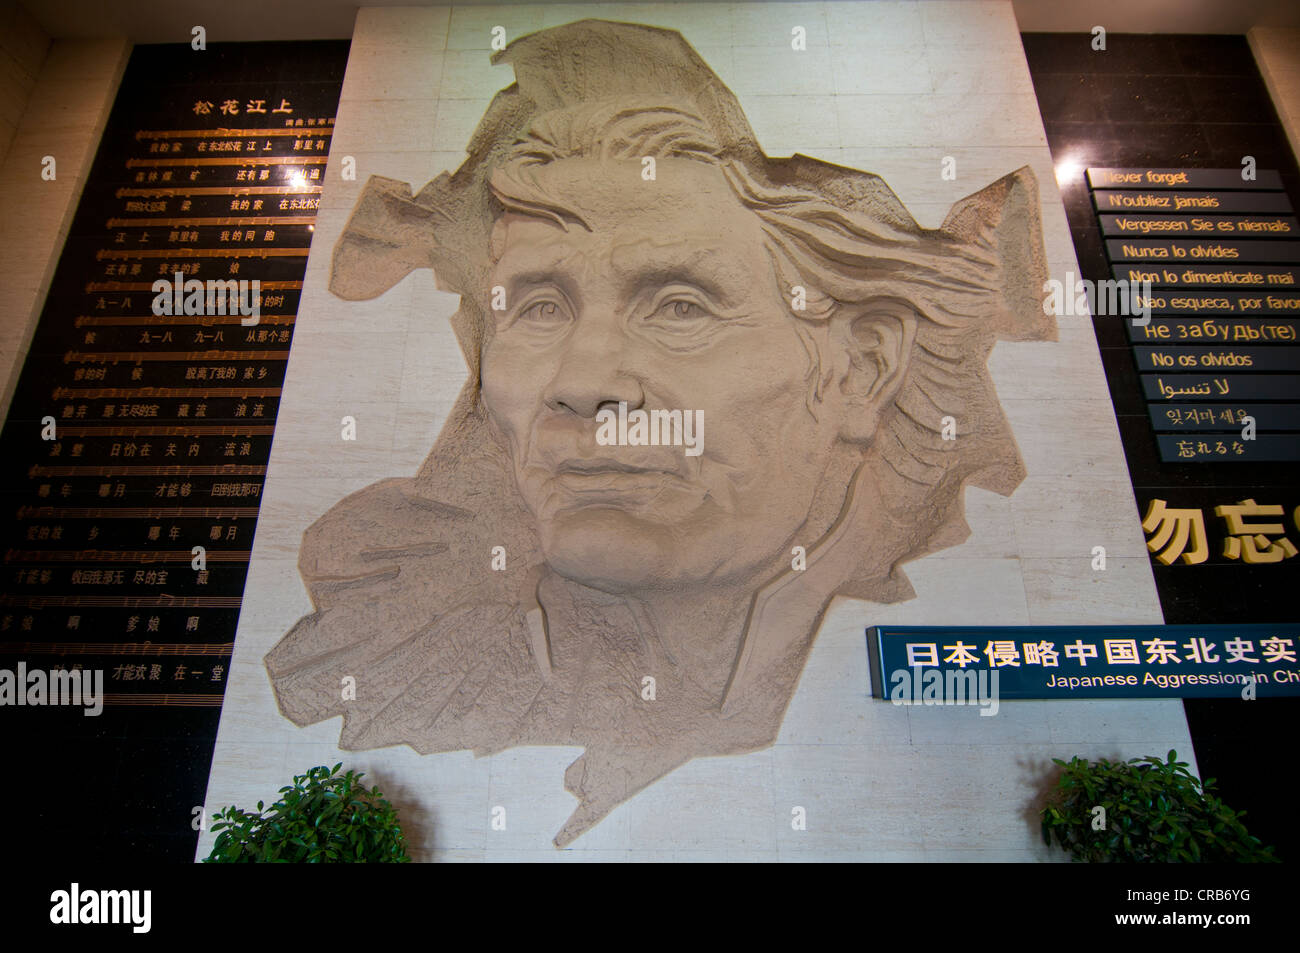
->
[1041,749,1276,863]
[204,763,411,863]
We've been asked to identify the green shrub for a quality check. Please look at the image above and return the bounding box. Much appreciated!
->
[1041,749,1276,863]
[204,763,411,863]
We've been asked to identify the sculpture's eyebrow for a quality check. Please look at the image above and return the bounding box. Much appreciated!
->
[492,245,586,300]
[500,266,572,288]
[494,241,583,273]
[610,243,739,305]
[492,234,756,308]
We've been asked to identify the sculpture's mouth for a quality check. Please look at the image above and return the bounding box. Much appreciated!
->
[550,461,683,502]
[526,456,699,513]
[555,457,677,476]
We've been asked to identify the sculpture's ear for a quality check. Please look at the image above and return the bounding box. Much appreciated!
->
[329,175,444,301]
[832,298,917,444]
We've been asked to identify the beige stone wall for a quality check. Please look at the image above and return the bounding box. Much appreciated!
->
[1249,27,1300,165]
[0,35,128,422]
[0,0,49,165]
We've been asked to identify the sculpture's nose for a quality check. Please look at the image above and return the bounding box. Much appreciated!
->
[543,312,644,418]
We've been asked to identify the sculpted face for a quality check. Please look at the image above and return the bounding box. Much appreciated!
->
[480,157,845,591]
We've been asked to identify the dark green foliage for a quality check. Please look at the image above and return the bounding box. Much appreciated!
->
[204,763,411,863]
[1040,749,1276,863]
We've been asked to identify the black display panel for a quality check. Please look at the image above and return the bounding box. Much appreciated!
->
[0,40,349,860]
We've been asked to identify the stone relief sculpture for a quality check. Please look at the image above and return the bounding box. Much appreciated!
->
[265,19,1056,846]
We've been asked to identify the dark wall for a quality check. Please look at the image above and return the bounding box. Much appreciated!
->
[1024,31,1299,863]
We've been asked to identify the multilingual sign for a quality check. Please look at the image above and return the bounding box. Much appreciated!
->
[868,625,1300,701]
[1093,189,1294,213]
[1106,238,1300,263]
[1087,168,1285,190]
[1126,317,1299,342]
[1111,263,1300,288]
[1148,403,1300,431]
[1156,433,1300,461]
[1099,214,1298,237]
[1141,373,1300,401]
[1088,167,1300,462]
[1133,345,1300,372]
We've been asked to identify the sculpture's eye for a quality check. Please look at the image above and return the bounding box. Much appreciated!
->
[636,290,726,351]
[518,299,568,325]
[647,297,710,329]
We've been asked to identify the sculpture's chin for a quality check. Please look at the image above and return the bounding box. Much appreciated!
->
[539,507,690,592]
[538,504,799,595]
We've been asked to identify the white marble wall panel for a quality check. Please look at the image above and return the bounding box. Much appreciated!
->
[200,1,1191,864]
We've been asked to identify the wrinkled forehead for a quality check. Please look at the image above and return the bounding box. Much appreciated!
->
[485,163,789,316]
[488,155,766,259]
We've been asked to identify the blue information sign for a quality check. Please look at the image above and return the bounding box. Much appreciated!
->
[868,625,1300,702]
